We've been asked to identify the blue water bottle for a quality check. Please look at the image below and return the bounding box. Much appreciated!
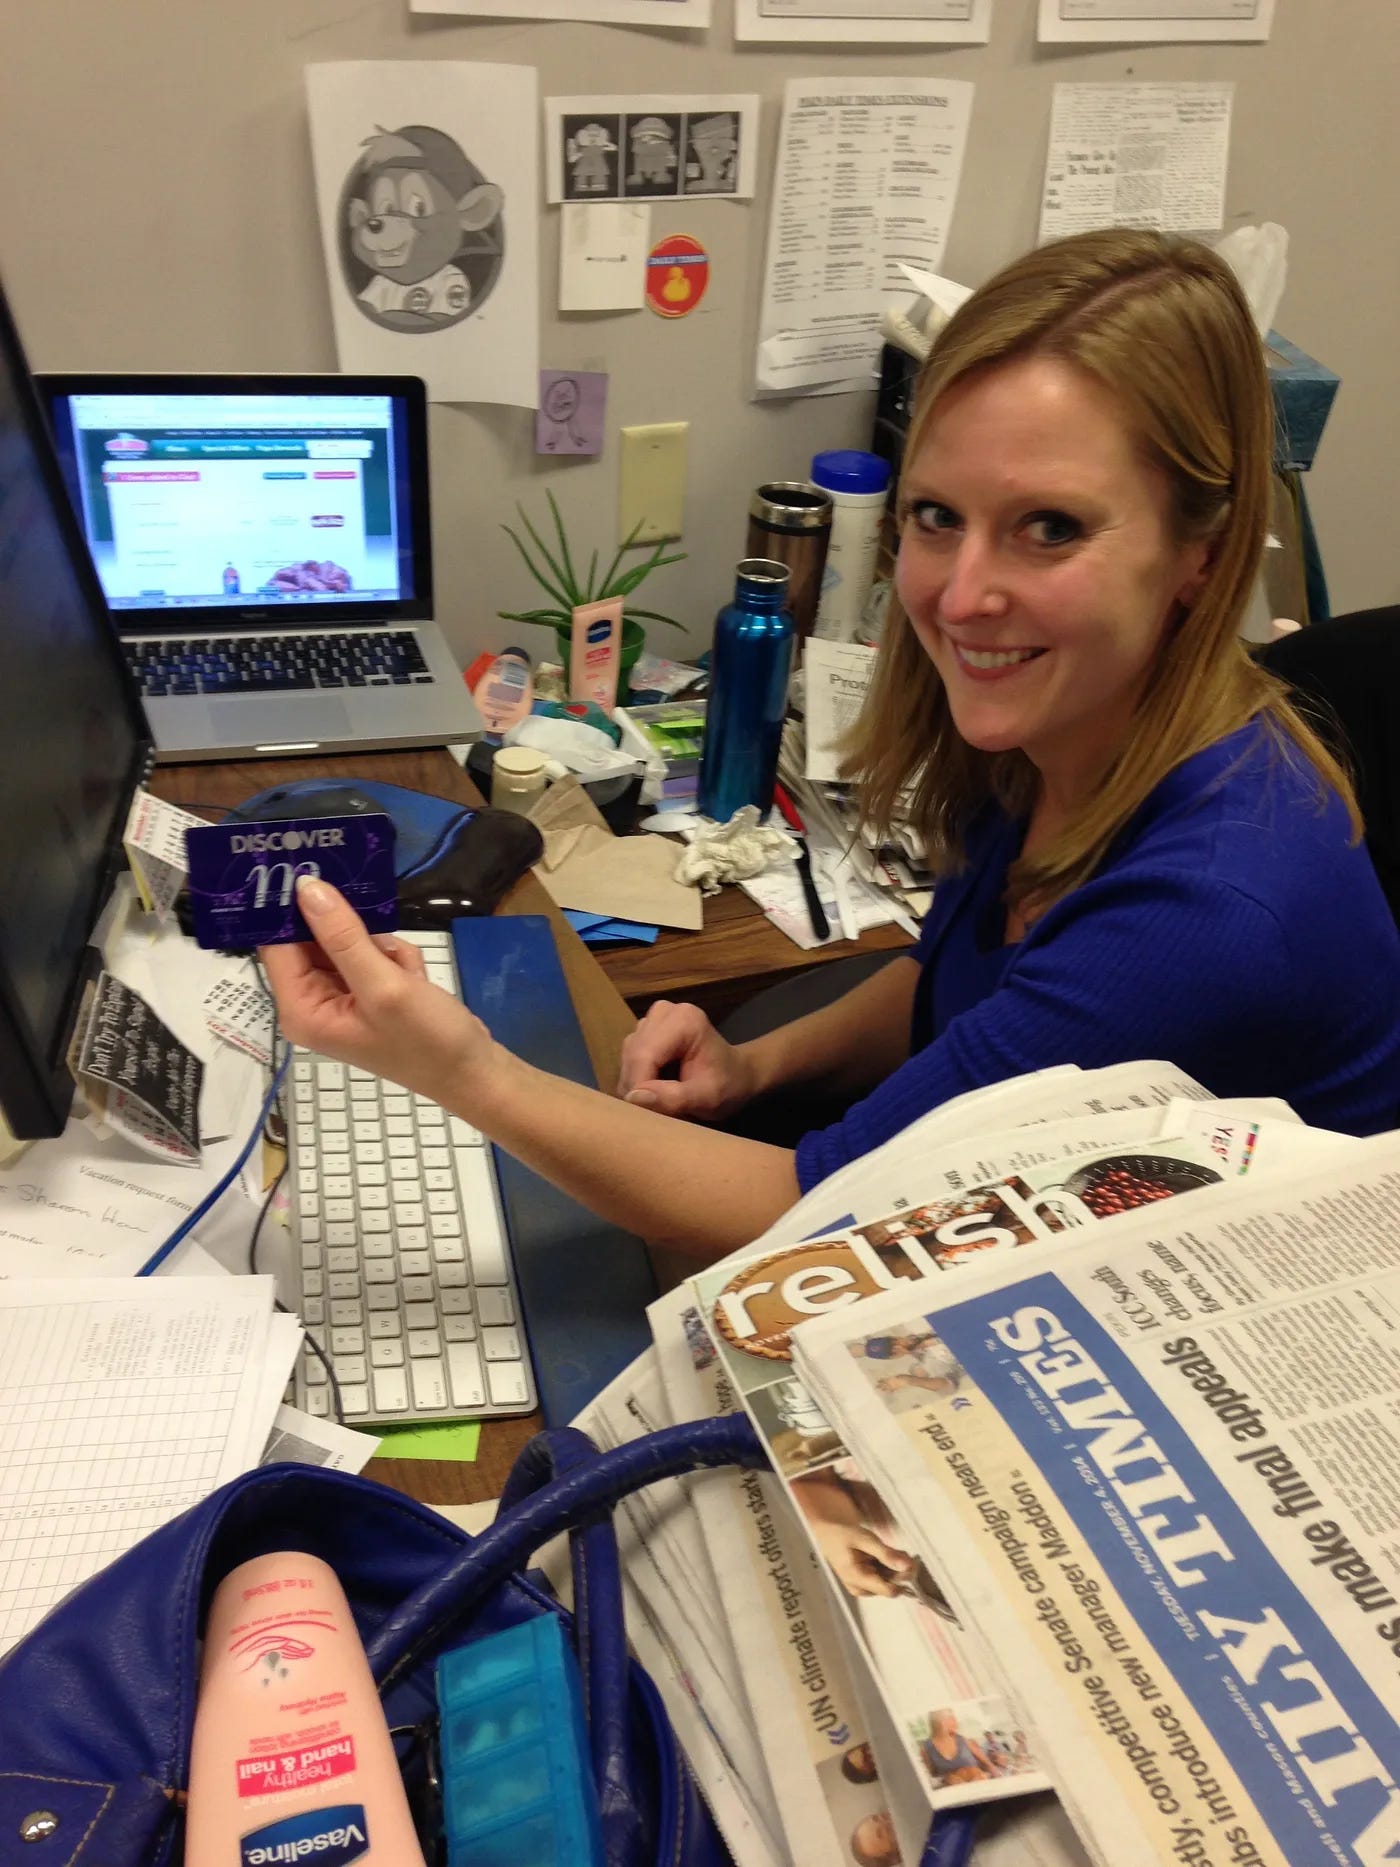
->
[698,557,795,824]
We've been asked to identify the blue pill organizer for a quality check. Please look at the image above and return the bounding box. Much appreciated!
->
[436,1616,604,1867]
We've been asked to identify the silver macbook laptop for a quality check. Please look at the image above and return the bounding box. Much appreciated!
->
[40,372,482,762]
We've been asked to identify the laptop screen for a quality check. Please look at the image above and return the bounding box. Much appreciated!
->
[42,378,429,624]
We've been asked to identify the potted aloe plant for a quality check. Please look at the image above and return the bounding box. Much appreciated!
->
[499,491,687,694]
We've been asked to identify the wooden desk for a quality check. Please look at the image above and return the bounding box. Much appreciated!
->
[593,883,914,1026]
[151,746,637,1512]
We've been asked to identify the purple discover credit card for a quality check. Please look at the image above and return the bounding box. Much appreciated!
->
[184,813,398,950]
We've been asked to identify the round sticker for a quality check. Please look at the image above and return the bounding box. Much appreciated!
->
[645,233,709,319]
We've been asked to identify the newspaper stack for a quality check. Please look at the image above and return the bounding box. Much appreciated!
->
[561,1059,1366,1866]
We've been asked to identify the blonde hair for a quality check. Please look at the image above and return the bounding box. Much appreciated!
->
[845,228,1358,918]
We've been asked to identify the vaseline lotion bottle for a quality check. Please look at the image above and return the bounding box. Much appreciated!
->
[185,1551,426,1866]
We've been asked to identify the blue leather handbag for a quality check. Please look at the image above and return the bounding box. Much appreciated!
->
[0,1416,763,1867]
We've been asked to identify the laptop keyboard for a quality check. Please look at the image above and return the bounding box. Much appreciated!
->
[125,630,433,697]
[289,930,537,1425]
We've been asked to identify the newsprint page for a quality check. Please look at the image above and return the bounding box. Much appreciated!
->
[796,1134,1400,1867]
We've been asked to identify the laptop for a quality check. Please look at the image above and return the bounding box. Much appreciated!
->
[40,372,483,762]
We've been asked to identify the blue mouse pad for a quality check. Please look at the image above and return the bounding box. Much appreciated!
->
[184,813,397,949]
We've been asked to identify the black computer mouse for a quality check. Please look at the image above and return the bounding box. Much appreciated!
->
[224,783,382,824]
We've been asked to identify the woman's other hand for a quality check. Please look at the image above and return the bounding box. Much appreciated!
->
[616,999,757,1121]
[260,877,495,1105]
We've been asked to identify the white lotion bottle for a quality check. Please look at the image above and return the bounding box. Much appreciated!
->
[185,1551,426,1865]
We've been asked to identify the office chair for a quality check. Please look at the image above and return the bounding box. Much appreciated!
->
[1259,605,1400,929]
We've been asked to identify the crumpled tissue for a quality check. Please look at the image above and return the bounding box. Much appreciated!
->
[674,805,798,895]
[1215,222,1289,339]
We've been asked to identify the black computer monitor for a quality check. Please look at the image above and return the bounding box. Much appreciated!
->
[0,281,151,1139]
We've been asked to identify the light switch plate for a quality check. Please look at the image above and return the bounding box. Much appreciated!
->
[619,421,688,544]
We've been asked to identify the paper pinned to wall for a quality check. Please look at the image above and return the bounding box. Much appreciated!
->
[537,368,610,454]
[546,96,758,205]
[306,62,539,407]
[558,203,649,312]
[755,78,973,399]
[1039,81,1234,244]
[1038,0,1273,43]
[736,0,990,44]
[413,0,709,25]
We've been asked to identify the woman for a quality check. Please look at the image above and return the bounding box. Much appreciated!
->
[265,230,1400,1261]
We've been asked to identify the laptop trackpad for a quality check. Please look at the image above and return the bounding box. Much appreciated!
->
[205,695,354,745]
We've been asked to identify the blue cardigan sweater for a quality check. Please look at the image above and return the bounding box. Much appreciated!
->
[795,723,1400,1194]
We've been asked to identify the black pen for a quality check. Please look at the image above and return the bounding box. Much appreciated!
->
[773,782,831,941]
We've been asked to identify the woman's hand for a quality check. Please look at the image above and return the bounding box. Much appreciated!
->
[791,1468,916,1599]
[260,877,497,1107]
[616,999,758,1122]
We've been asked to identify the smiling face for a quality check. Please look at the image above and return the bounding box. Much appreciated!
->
[894,355,1211,808]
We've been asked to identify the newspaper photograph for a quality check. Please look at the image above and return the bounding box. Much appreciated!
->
[651,1285,906,1867]
[793,1130,1400,1867]
[690,1101,1322,1818]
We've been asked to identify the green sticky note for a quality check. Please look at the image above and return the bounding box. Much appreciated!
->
[359,1418,482,1461]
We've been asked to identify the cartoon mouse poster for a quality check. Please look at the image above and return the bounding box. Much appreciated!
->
[307,62,539,408]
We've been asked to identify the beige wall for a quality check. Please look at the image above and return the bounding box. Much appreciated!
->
[1,1,1395,662]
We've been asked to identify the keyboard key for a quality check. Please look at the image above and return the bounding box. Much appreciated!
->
[424,1169,455,1192]
[299,1194,320,1219]
[326,1222,357,1246]
[298,1168,319,1193]
[478,1288,515,1328]
[299,1215,323,1243]
[440,1286,474,1315]
[483,1326,522,1363]
[371,1339,405,1367]
[369,1312,402,1338]
[372,1366,410,1413]
[388,1136,417,1158]
[437,1262,469,1288]
[450,1116,483,1147]
[447,1341,486,1409]
[411,1358,448,1410]
[385,1116,413,1137]
[487,1361,531,1408]
[408,1329,442,1358]
[394,1202,425,1227]
[357,1163,387,1186]
[334,1354,368,1385]
[320,1134,351,1156]
[328,1273,361,1299]
[340,1384,370,1417]
[318,1091,346,1112]
[300,1241,324,1271]
[432,1234,465,1264]
[427,1190,458,1215]
[397,1226,428,1252]
[360,1186,389,1210]
[416,1104,446,1128]
[327,1248,359,1273]
[405,1302,438,1330]
[350,1066,374,1081]
[420,1146,451,1170]
[361,1211,392,1234]
[444,1313,477,1343]
[294,1057,314,1083]
[364,1260,397,1284]
[390,1159,421,1182]
[402,1275,435,1303]
[303,1297,326,1326]
[458,1151,508,1284]
[399,1250,431,1278]
[303,1270,325,1298]
[303,1358,327,1386]
[367,1286,399,1311]
[319,1110,348,1132]
[353,1121,381,1144]
[429,1211,462,1239]
[362,1233,394,1259]
[306,1388,331,1418]
[317,1061,345,1088]
[325,1199,354,1222]
[350,1079,377,1100]
[331,1327,365,1355]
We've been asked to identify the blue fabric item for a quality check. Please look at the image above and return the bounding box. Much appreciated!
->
[0,1419,762,1867]
[796,722,1400,1194]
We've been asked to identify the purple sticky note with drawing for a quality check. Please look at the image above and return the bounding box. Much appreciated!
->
[536,370,607,456]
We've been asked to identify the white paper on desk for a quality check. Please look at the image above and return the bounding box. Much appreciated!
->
[804,639,877,782]
[262,1403,379,1474]
[1038,0,1272,43]
[754,78,973,399]
[559,203,649,312]
[1039,81,1234,244]
[306,62,539,408]
[0,1277,276,1656]
[736,0,989,45]
[741,865,895,951]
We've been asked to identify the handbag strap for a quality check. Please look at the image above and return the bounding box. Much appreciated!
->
[498,1427,644,1867]
[369,1415,763,1693]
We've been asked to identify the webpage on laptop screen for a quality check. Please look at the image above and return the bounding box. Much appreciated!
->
[65,393,407,611]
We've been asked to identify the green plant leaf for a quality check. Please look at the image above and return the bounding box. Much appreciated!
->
[609,553,687,597]
[545,489,578,598]
[595,520,646,602]
[622,606,687,631]
[496,607,571,628]
[500,522,573,612]
[517,504,582,606]
[585,547,598,602]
